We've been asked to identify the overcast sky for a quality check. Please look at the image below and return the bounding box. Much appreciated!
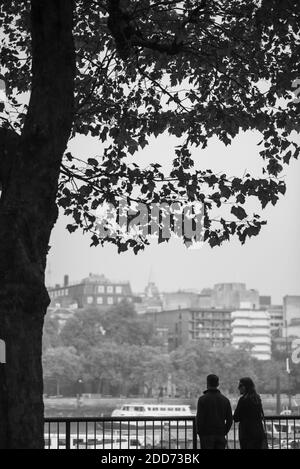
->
[47,130,300,305]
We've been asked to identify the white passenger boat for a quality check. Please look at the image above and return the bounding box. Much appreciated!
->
[264,420,300,440]
[44,432,144,449]
[111,403,194,429]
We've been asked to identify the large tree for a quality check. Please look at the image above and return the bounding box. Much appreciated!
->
[0,0,299,448]
[43,346,83,396]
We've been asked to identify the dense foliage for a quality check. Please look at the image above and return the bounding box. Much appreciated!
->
[1,1,300,251]
[43,304,300,398]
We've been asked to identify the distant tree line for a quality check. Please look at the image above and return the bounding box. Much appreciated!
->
[43,302,300,398]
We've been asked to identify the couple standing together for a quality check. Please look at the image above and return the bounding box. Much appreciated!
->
[196,374,267,450]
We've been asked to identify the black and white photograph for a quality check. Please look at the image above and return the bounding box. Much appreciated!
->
[0,0,300,452]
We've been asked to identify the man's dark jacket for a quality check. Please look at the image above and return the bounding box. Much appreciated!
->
[196,388,233,437]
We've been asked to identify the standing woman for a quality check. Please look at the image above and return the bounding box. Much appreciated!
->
[233,377,266,449]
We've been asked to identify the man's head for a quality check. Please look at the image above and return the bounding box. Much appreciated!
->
[206,374,219,389]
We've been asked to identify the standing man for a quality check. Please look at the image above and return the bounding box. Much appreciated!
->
[196,374,232,449]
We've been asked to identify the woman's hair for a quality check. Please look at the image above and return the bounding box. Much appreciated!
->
[239,377,262,407]
[239,377,256,394]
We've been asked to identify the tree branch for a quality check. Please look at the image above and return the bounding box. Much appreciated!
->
[107,0,207,59]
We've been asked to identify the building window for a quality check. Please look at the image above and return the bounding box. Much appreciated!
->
[118,297,123,303]
[98,285,105,293]
[107,297,114,305]
[116,286,122,294]
[97,297,103,304]
[87,296,93,304]
[107,286,114,293]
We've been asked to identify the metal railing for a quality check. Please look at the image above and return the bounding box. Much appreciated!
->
[44,416,300,450]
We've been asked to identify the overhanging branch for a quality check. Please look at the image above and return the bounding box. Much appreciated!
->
[106,0,207,59]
